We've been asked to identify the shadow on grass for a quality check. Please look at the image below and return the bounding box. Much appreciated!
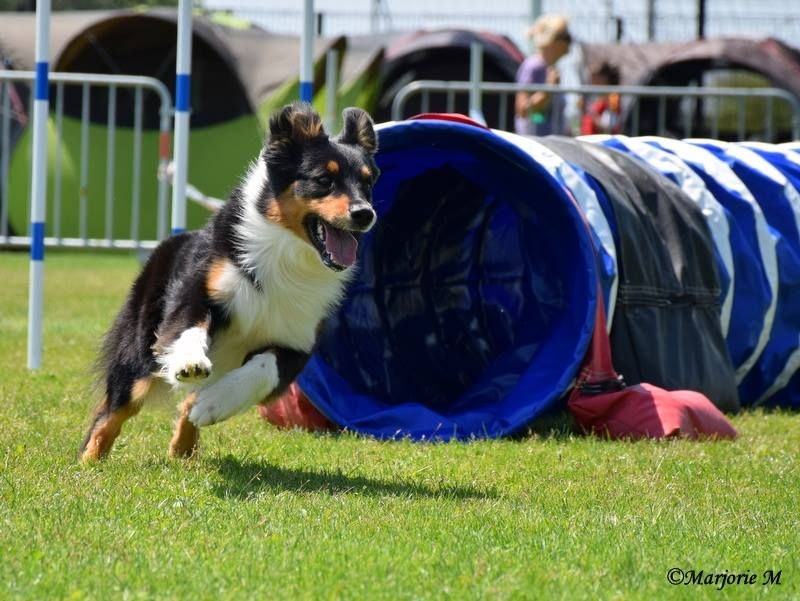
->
[210,456,497,501]
[512,410,580,441]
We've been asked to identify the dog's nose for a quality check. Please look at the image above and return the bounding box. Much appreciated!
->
[350,206,376,230]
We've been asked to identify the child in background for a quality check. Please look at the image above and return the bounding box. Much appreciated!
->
[514,14,573,136]
[580,61,622,135]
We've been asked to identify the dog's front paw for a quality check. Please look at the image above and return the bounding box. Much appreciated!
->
[174,356,212,383]
[159,326,213,385]
[188,352,278,427]
[188,385,227,427]
[189,379,254,427]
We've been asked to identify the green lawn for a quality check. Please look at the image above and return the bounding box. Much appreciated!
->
[0,251,797,600]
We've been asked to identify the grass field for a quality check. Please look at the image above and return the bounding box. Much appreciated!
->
[0,251,798,600]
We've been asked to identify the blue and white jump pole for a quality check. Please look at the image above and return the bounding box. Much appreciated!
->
[27,0,51,369]
[300,0,314,102]
[170,0,193,235]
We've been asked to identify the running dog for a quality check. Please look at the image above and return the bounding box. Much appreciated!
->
[79,103,378,462]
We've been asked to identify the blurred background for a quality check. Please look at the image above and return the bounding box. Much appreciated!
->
[2,0,800,244]
[4,0,798,47]
[199,0,800,47]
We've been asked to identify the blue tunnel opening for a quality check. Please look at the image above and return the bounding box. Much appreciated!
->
[299,120,599,440]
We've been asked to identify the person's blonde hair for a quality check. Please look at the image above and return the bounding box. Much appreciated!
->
[526,14,572,49]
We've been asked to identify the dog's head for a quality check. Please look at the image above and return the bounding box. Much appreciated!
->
[261,103,379,272]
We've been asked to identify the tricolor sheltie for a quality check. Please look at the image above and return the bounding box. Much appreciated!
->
[79,103,378,462]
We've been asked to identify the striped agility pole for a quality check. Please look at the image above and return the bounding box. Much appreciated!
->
[170,0,193,236]
[300,0,314,102]
[27,0,51,370]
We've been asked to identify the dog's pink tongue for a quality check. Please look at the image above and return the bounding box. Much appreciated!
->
[323,223,358,267]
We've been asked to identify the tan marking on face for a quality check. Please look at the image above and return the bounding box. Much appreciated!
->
[360,165,372,180]
[309,194,350,224]
[169,393,199,459]
[265,187,311,241]
[266,187,352,246]
[80,398,143,463]
[327,160,340,175]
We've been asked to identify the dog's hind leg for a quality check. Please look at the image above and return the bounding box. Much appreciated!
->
[169,393,200,459]
[79,376,153,463]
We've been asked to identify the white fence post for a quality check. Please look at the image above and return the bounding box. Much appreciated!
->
[324,48,338,132]
[171,0,193,235]
[468,42,486,125]
[27,0,51,370]
[300,0,314,102]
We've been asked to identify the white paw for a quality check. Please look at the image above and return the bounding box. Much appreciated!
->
[188,382,247,427]
[188,352,278,427]
[173,355,212,383]
[158,327,213,385]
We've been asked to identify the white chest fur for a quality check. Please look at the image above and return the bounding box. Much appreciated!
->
[207,258,342,372]
[207,192,351,375]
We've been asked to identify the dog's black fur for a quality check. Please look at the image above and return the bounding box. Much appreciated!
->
[79,103,379,461]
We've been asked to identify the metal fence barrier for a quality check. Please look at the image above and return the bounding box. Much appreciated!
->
[0,71,171,250]
[391,44,800,142]
[392,79,800,142]
[4,55,798,256]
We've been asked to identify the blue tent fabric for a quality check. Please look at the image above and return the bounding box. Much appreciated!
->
[692,141,800,408]
[299,119,601,439]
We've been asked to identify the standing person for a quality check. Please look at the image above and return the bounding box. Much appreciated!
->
[514,14,572,136]
[580,61,622,135]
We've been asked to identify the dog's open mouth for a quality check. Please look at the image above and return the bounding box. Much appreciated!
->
[304,215,358,271]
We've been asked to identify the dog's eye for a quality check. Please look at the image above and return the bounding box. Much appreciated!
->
[316,175,333,188]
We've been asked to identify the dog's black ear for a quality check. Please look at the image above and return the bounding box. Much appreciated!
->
[337,107,377,154]
[265,103,326,157]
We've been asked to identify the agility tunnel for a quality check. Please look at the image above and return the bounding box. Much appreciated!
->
[290,117,756,440]
[535,136,739,412]
[595,137,777,382]
[596,136,800,409]
[300,116,607,440]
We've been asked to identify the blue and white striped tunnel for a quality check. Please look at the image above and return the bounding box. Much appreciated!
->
[594,136,779,390]
[695,140,800,408]
[538,136,800,409]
